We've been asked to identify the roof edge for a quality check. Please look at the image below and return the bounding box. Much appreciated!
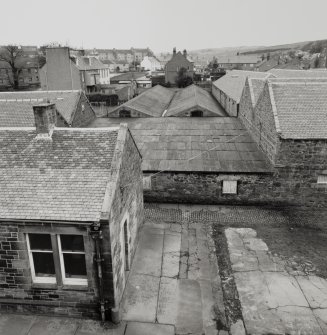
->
[267,81,282,134]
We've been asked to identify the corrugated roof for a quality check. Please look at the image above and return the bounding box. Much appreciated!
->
[0,90,82,126]
[269,69,327,78]
[88,117,271,173]
[213,70,271,103]
[267,79,327,139]
[165,84,226,116]
[0,128,118,221]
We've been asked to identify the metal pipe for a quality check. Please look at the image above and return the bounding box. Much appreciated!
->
[91,223,106,321]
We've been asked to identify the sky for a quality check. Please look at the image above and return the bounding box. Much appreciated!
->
[1,0,327,53]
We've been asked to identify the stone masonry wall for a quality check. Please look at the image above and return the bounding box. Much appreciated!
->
[144,172,276,205]
[106,128,143,312]
[71,94,96,127]
[239,81,279,164]
[212,85,238,117]
[0,223,100,319]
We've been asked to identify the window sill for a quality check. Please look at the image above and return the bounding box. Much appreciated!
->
[61,284,89,291]
[32,282,58,290]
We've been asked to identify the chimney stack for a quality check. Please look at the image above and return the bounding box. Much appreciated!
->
[33,103,56,137]
[183,49,187,58]
[173,47,176,56]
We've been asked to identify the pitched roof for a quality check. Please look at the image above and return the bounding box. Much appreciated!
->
[75,56,107,71]
[0,127,119,222]
[269,69,327,78]
[111,85,174,117]
[213,70,271,103]
[267,78,327,139]
[110,72,148,82]
[0,90,84,126]
[111,84,226,117]
[88,117,271,173]
[165,84,226,116]
[217,55,260,64]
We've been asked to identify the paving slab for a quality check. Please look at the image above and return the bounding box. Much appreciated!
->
[121,273,160,323]
[0,314,35,335]
[175,279,203,334]
[188,228,200,280]
[157,277,179,325]
[162,233,181,278]
[125,322,175,335]
[313,309,327,334]
[131,231,163,276]
[77,320,126,335]
[28,316,79,335]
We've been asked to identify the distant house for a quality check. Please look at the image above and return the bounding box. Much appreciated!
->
[216,55,260,71]
[39,47,110,93]
[0,90,96,127]
[102,60,130,73]
[110,72,151,91]
[212,70,271,116]
[165,48,194,85]
[107,84,226,117]
[0,46,40,90]
[141,56,162,72]
[0,104,143,320]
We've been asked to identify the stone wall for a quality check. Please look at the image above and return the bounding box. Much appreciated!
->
[211,84,238,117]
[105,127,143,314]
[144,172,276,205]
[0,223,99,318]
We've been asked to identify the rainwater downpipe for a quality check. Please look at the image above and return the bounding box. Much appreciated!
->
[90,223,106,321]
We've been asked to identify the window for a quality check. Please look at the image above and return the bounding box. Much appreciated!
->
[58,235,87,285]
[26,234,56,284]
[222,180,238,194]
[317,175,327,184]
[26,233,87,286]
[191,111,203,117]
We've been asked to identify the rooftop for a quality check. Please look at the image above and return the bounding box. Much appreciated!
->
[269,68,327,78]
[110,72,148,82]
[267,78,327,139]
[0,90,85,126]
[0,127,119,222]
[217,55,260,64]
[88,117,271,173]
[213,70,271,103]
[75,56,107,71]
[112,84,226,117]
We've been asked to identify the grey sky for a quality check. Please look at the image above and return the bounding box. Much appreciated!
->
[2,0,327,52]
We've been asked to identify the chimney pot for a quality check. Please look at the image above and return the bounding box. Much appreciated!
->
[183,49,187,57]
[173,47,176,55]
[33,103,56,137]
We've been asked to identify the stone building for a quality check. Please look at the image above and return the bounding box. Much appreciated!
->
[0,104,143,321]
[239,77,327,208]
[110,84,226,117]
[165,48,194,85]
[212,70,271,117]
[0,90,96,127]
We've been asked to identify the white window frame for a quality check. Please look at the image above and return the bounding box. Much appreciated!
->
[222,180,238,194]
[317,175,327,184]
[26,234,56,284]
[57,235,88,286]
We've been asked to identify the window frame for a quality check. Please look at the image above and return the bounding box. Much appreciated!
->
[222,180,238,195]
[26,233,57,284]
[57,235,88,286]
[25,232,89,287]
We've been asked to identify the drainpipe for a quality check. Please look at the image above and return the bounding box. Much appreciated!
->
[90,223,106,321]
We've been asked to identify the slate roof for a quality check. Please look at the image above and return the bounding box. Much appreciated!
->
[213,70,271,103]
[88,117,271,173]
[110,72,148,82]
[248,78,266,107]
[75,56,107,71]
[0,127,118,222]
[0,90,84,126]
[112,85,174,117]
[111,84,225,117]
[267,79,327,139]
[165,85,226,116]
[269,69,327,78]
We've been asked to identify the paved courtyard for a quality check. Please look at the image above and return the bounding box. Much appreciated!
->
[0,203,326,335]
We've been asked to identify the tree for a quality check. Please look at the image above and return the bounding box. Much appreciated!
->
[0,45,24,90]
[314,56,320,68]
[175,67,193,88]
